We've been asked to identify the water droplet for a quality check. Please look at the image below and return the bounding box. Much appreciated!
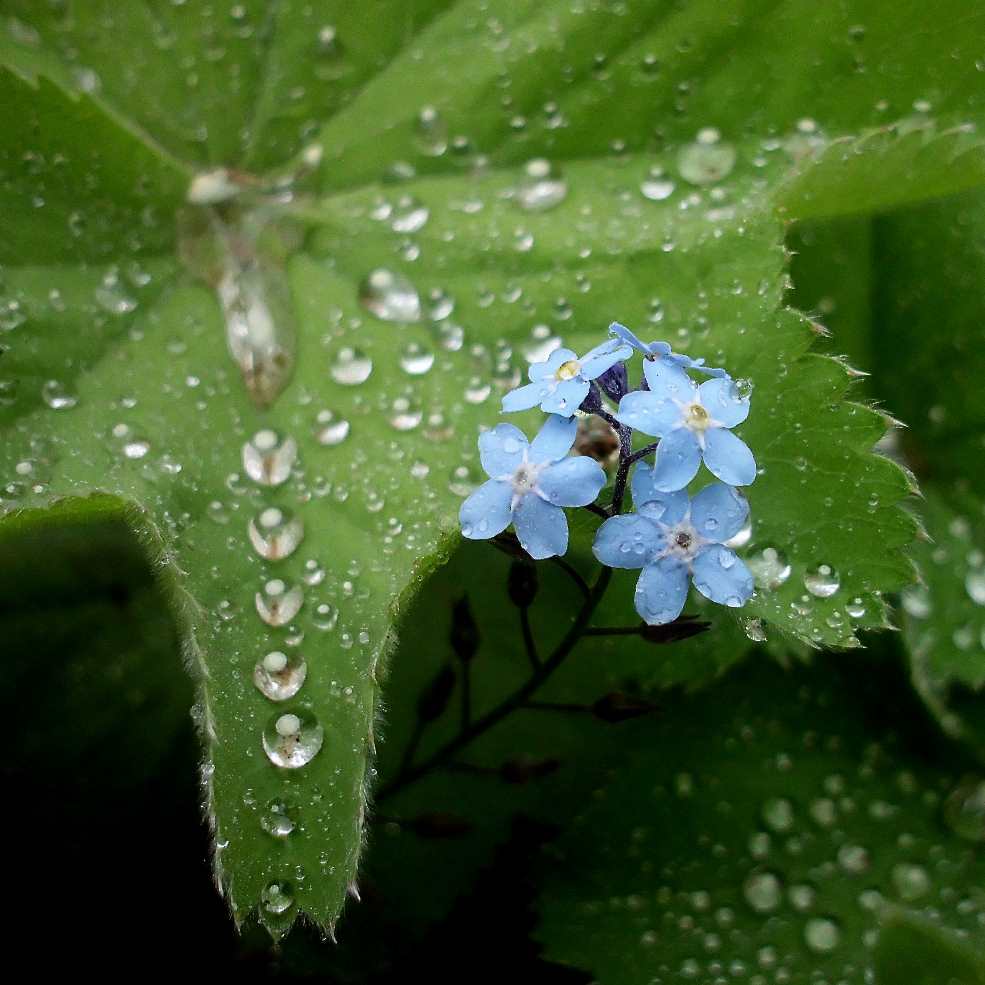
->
[640,166,676,201]
[414,105,447,156]
[358,267,421,323]
[399,340,435,375]
[389,394,423,431]
[314,408,350,446]
[390,194,429,233]
[743,870,782,913]
[901,585,932,619]
[253,650,308,701]
[312,601,339,631]
[678,129,736,185]
[944,778,985,841]
[803,916,841,953]
[742,617,767,642]
[329,346,373,385]
[515,159,568,212]
[261,879,295,914]
[761,797,795,832]
[242,430,297,487]
[748,546,791,590]
[248,507,304,561]
[260,799,296,838]
[891,862,930,901]
[263,710,324,768]
[837,843,869,874]
[804,563,840,598]
[256,579,304,626]
[41,379,77,411]
[966,569,985,605]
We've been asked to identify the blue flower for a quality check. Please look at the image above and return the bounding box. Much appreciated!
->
[460,415,607,559]
[615,361,755,491]
[592,464,754,624]
[502,338,632,418]
[609,321,727,378]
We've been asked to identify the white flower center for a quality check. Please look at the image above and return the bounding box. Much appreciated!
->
[664,521,702,562]
[555,359,581,381]
[511,461,543,496]
[683,401,711,431]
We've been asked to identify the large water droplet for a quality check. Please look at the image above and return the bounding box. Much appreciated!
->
[256,579,304,626]
[314,408,350,446]
[261,879,295,914]
[803,916,841,953]
[329,346,373,385]
[804,563,840,598]
[41,379,78,411]
[248,507,304,561]
[253,650,308,701]
[742,870,782,913]
[414,105,447,156]
[748,546,791,590]
[242,430,297,487]
[263,710,324,768]
[399,340,435,375]
[678,129,736,185]
[515,159,568,212]
[358,268,421,322]
[260,799,296,838]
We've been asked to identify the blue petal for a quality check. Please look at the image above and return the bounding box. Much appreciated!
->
[592,513,663,569]
[459,479,514,540]
[478,423,528,479]
[512,493,568,559]
[699,377,750,427]
[529,346,576,382]
[502,380,551,413]
[689,482,749,542]
[529,413,578,462]
[691,544,754,607]
[630,461,690,522]
[650,427,702,492]
[609,321,649,353]
[580,340,632,379]
[540,377,589,416]
[703,427,757,486]
[642,357,696,400]
[615,390,682,437]
[634,556,690,625]
[537,456,606,507]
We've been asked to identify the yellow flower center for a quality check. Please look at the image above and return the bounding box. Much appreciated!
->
[555,359,581,381]
[685,402,710,430]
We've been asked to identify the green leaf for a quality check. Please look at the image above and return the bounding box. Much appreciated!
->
[875,910,985,985]
[536,653,985,984]
[8,0,980,934]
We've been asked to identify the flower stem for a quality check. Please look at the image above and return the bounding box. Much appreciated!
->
[377,566,613,802]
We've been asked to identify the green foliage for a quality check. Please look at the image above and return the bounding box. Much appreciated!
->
[1,0,984,965]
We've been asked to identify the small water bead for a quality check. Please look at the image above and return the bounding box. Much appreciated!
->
[742,617,767,643]
[742,870,782,913]
[891,862,930,901]
[901,585,932,619]
[448,462,482,497]
[123,437,150,459]
[944,778,985,841]
[330,346,374,385]
[41,379,77,410]
[678,129,736,185]
[515,158,568,212]
[748,546,791,590]
[303,559,326,586]
[256,579,304,626]
[358,268,421,323]
[261,879,295,914]
[253,650,308,701]
[761,797,795,832]
[966,569,985,605]
[464,377,492,404]
[433,320,465,352]
[242,429,297,487]
[314,408,350,446]
[804,563,841,598]
[846,597,867,619]
[414,105,447,156]
[263,710,324,768]
[248,507,304,561]
[788,883,817,912]
[837,843,870,874]
[640,166,676,201]
[399,340,435,375]
[803,916,841,953]
[260,799,296,838]
[312,601,339,631]
[389,394,423,431]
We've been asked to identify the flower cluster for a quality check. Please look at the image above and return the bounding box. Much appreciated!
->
[459,322,756,625]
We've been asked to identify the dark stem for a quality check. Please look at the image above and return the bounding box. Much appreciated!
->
[608,421,636,515]
[582,502,609,519]
[519,607,540,669]
[548,555,591,600]
[377,566,613,801]
[627,441,659,465]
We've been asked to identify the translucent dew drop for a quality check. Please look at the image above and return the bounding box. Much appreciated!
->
[803,916,841,953]
[248,507,304,561]
[414,105,448,157]
[678,128,736,185]
[748,546,791,590]
[41,379,78,411]
[329,346,373,385]
[253,650,308,701]
[515,158,568,212]
[390,194,430,233]
[944,778,985,841]
[358,268,421,323]
[891,862,930,901]
[261,879,295,914]
[255,579,304,626]
[761,796,795,832]
[260,799,296,838]
[399,340,435,375]
[314,408,350,446]
[640,166,676,201]
[389,394,423,431]
[742,870,782,913]
[262,710,324,768]
[804,563,841,598]
[242,429,297,487]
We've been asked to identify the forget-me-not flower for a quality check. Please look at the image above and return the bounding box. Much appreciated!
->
[609,321,727,378]
[460,414,606,559]
[593,461,754,624]
[616,359,755,491]
[502,338,632,417]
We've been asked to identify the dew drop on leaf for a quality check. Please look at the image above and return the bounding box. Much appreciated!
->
[242,429,297,486]
[358,268,422,323]
[261,879,295,914]
[262,711,324,768]
[329,346,373,385]
[253,649,307,701]
[804,563,841,598]
[260,799,296,838]
[678,129,736,185]
[515,159,568,212]
[248,507,304,561]
[256,579,304,626]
